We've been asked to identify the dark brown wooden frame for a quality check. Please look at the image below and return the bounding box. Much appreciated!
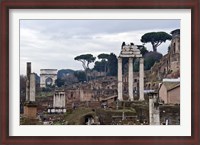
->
[0,0,199,145]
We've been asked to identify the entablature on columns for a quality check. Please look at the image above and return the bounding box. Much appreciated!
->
[119,54,142,58]
[119,42,142,58]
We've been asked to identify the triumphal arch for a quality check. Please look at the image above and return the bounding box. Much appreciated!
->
[40,69,57,88]
[118,43,144,101]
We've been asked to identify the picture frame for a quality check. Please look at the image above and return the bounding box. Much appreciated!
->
[0,0,199,144]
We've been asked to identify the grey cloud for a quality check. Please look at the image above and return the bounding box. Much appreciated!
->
[20,19,179,75]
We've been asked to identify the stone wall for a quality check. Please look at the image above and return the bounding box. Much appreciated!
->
[159,85,168,103]
[159,83,180,104]
[168,86,180,104]
[64,77,118,104]
[144,29,180,91]
[80,89,94,102]
[65,89,81,103]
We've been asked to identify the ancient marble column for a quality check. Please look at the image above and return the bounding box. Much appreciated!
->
[55,93,59,107]
[149,95,160,125]
[30,73,36,102]
[57,95,60,107]
[128,57,134,101]
[26,62,31,101]
[26,80,29,101]
[62,93,65,108]
[53,93,56,107]
[139,58,144,101]
[61,93,63,107]
[53,92,66,108]
[53,94,55,107]
[118,57,123,101]
[59,94,62,107]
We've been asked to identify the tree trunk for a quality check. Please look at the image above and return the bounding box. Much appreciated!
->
[152,45,157,52]
[85,69,88,82]
[151,42,157,52]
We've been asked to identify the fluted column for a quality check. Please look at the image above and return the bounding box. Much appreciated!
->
[128,57,134,101]
[139,58,144,101]
[118,57,123,101]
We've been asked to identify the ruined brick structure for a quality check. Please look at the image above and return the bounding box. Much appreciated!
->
[144,29,180,91]
[159,80,180,104]
[64,77,118,107]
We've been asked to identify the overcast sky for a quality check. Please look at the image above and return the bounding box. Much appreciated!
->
[20,19,180,75]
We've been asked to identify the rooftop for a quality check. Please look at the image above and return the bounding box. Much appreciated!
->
[161,82,180,91]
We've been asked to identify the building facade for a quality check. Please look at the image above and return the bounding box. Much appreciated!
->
[159,81,180,104]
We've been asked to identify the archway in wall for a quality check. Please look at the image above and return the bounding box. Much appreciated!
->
[45,77,53,87]
[84,115,94,125]
[40,69,57,88]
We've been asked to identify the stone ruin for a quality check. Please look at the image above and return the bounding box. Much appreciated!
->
[48,89,66,113]
[63,76,118,109]
[148,92,160,125]
[24,62,37,119]
[40,69,57,88]
[23,39,180,125]
[118,42,144,101]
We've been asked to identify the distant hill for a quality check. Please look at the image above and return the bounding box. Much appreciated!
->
[35,73,40,84]
[57,69,75,79]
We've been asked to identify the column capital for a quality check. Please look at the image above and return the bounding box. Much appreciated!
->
[140,57,144,63]
[118,57,122,62]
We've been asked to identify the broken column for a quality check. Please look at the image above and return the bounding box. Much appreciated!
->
[30,73,36,102]
[24,62,37,119]
[149,93,160,125]
[53,90,65,108]
[139,58,144,101]
[128,57,133,101]
[49,89,66,113]
[25,62,36,102]
[118,57,123,101]
[26,62,31,101]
